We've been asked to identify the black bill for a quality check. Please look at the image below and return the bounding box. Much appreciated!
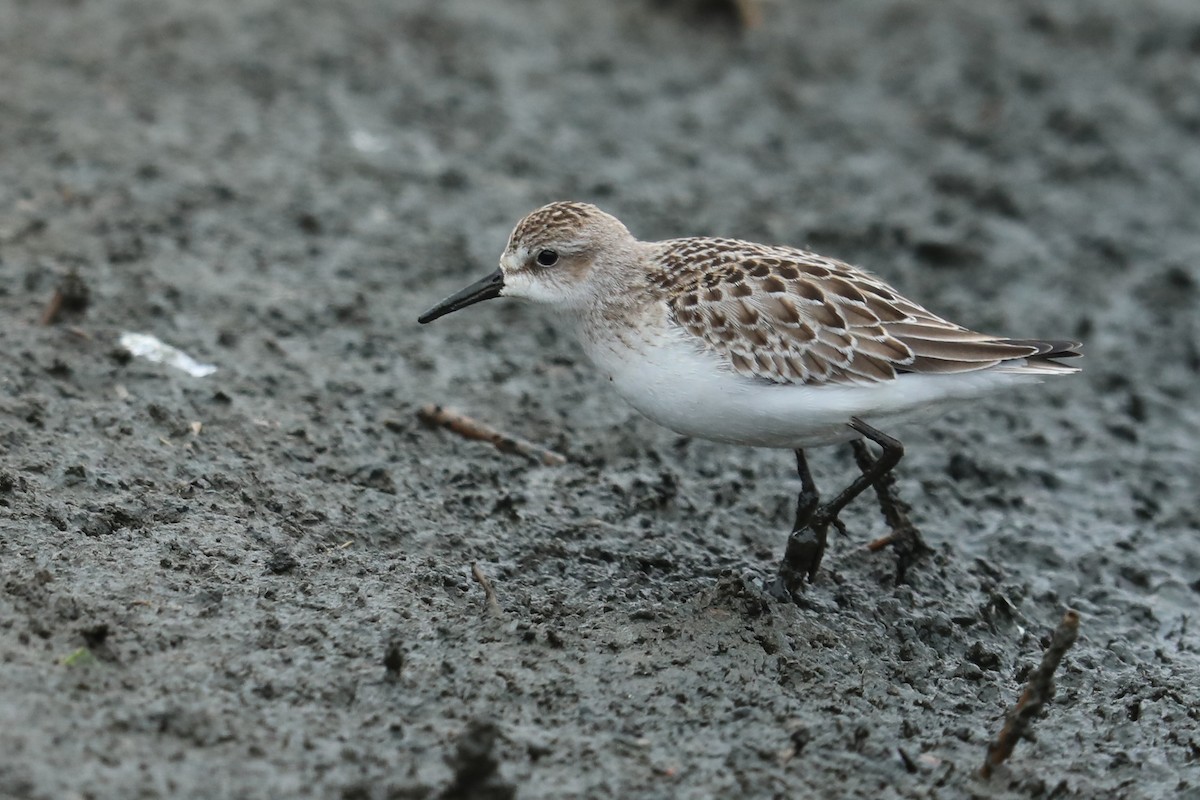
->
[417,269,505,324]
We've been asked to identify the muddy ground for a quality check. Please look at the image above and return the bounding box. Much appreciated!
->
[2,1,1199,797]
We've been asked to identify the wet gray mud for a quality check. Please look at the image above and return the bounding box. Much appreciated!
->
[2,1,1199,797]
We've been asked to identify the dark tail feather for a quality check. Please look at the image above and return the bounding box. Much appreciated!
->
[997,339,1083,374]
[1001,338,1083,359]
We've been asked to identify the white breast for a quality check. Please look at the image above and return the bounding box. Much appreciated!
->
[577,320,1044,450]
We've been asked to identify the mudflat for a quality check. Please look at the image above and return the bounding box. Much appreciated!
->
[2,2,1198,797]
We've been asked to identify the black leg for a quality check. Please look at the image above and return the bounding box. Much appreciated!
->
[810,418,904,528]
[792,449,819,531]
[850,439,930,583]
[766,418,906,600]
[850,437,912,531]
[765,449,823,600]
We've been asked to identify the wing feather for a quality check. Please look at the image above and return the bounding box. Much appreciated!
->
[653,238,1081,386]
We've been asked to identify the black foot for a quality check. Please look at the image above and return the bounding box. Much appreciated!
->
[763,521,830,602]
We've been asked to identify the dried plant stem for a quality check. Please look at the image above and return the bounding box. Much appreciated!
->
[470,562,502,618]
[418,404,566,466]
[981,610,1081,778]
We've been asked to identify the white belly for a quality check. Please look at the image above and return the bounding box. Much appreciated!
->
[580,324,1042,449]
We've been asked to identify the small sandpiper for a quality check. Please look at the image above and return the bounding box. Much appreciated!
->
[419,201,1081,599]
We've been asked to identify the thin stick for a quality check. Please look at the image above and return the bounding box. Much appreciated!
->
[865,533,895,553]
[470,561,502,618]
[39,289,64,326]
[981,610,1081,778]
[418,404,566,466]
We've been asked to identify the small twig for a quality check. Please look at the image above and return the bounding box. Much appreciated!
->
[866,533,894,552]
[470,562,502,618]
[981,610,1081,778]
[418,404,566,466]
[39,289,64,326]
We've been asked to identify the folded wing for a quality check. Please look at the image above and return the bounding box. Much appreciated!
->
[654,239,1081,386]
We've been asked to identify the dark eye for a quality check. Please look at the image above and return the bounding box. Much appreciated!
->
[535,249,559,267]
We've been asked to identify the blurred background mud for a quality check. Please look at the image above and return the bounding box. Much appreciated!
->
[2,1,1198,797]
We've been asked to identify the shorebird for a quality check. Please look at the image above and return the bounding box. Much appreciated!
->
[419,202,1081,598]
